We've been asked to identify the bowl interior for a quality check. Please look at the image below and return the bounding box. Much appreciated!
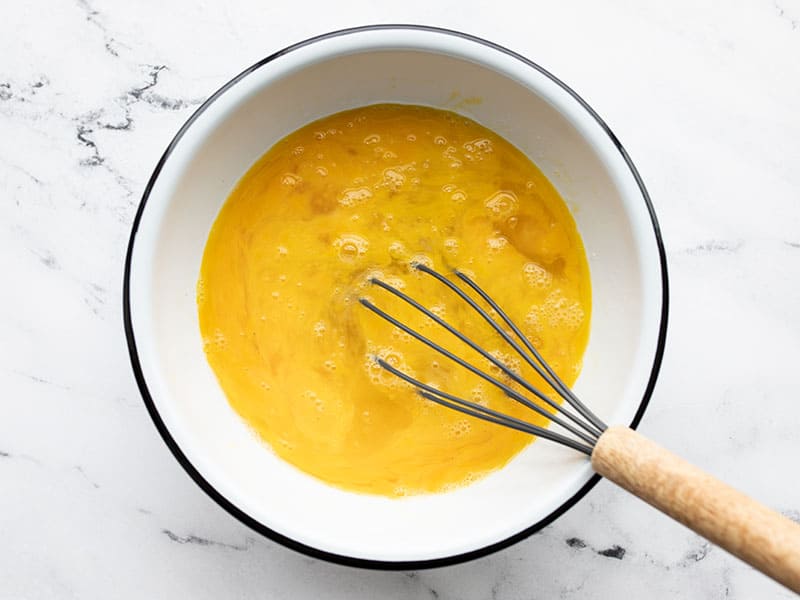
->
[128,29,664,564]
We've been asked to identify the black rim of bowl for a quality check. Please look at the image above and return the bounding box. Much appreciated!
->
[123,24,670,570]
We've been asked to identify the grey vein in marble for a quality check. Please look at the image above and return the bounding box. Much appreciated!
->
[29,247,60,270]
[76,0,126,57]
[69,63,205,200]
[404,573,440,599]
[72,465,101,489]
[681,540,712,565]
[162,529,253,552]
[774,0,800,30]
[683,240,744,255]
[10,369,72,391]
[565,536,627,560]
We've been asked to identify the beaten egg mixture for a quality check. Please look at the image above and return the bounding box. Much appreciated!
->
[198,104,591,496]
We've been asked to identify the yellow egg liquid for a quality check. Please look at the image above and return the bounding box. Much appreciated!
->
[198,104,591,497]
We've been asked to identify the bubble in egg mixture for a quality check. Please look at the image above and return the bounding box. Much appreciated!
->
[207,329,227,351]
[281,173,302,186]
[409,253,433,270]
[391,328,412,342]
[339,187,373,207]
[448,419,473,438]
[470,385,489,407]
[382,168,405,189]
[523,262,553,289]
[443,238,459,255]
[383,275,406,290]
[303,390,326,412]
[313,320,327,338]
[487,236,509,252]
[388,240,407,260]
[333,234,369,261]
[463,137,493,155]
[485,191,518,220]
[525,306,542,331]
[364,346,415,389]
[487,350,522,380]
[428,303,447,320]
[542,291,585,330]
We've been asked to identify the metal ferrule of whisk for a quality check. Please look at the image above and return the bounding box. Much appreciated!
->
[358,263,607,455]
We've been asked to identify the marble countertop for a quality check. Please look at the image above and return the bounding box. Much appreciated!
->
[3,1,799,598]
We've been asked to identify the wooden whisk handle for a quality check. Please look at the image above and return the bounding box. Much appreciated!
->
[591,425,800,593]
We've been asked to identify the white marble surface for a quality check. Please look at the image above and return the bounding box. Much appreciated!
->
[2,0,799,598]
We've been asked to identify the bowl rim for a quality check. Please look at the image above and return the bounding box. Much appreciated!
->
[123,24,669,570]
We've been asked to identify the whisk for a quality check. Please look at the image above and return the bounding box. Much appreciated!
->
[360,263,800,594]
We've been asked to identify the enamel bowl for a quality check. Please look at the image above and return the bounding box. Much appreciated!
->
[124,25,668,568]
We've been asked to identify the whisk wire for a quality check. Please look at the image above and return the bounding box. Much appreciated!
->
[450,268,582,405]
[451,268,606,433]
[359,295,598,446]
[375,358,593,454]
[413,264,567,392]
[367,277,598,439]
[358,264,612,452]
[415,263,604,435]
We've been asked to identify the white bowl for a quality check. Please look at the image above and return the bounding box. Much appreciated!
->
[124,25,668,568]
